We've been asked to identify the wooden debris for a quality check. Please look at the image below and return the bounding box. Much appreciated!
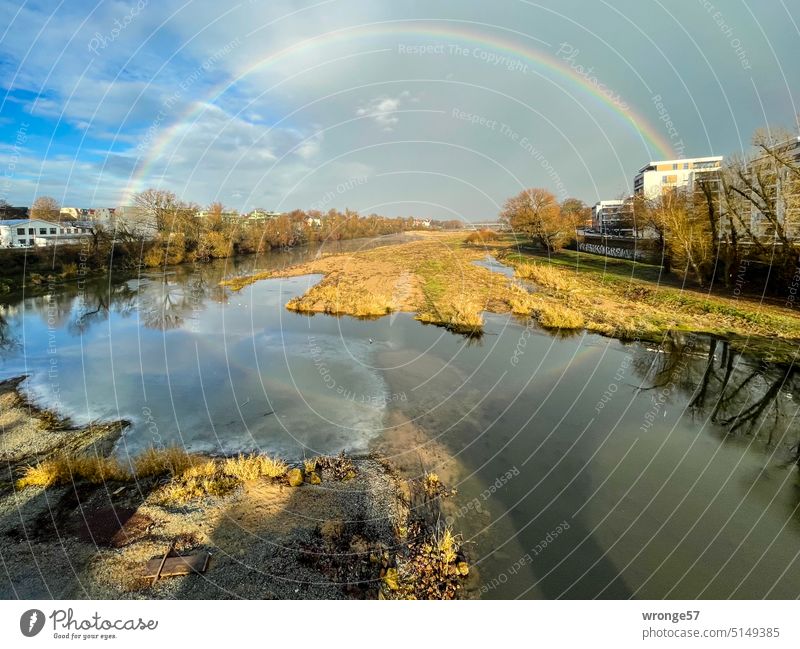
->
[145,551,211,580]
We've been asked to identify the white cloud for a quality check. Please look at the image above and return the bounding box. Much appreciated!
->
[356,91,413,131]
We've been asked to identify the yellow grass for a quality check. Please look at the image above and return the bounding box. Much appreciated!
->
[417,293,484,334]
[286,283,393,317]
[223,454,288,480]
[16,454,130,489]
[133,446,195,478]
[17,447,290,505]
[435,527,459,565]
[515,261,571,293]
[507,284,537,315]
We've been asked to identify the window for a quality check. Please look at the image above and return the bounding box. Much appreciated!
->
[16,228,24,235]
[672,163,678,170]
[683,163,689,169]
[28,228,34,234]
[39,228,47,235]
[49,228,56,234]
[662,175,669,183]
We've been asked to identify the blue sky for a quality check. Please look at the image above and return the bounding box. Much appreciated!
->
[1,0,798,220]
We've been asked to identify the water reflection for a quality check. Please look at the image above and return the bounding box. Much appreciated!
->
[631,333,799,465]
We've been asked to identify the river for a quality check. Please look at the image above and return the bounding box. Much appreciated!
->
[1,237,798,599]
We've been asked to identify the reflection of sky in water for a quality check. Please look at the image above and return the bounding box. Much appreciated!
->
[1,272,395,458]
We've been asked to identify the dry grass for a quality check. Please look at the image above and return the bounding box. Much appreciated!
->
[504,252,800,359]
[16,454,130,489]
[17,447,292,505]
[156,460,239,504]
[507,284,537,315]
[223,454,288,480]
[532,302,586,330]
[515,261,572,293]
[435,526,459,565]
[286,282,393,317]
[225,234,500,335]
[133,446,195,478]
[417,293,484,335]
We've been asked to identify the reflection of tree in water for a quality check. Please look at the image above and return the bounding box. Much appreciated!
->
[632,333,799,467]
[68,280,136,335]
[68,264,229,333]
[0,310,18,352]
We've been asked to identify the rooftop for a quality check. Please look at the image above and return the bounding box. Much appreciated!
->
[637,155,723,174]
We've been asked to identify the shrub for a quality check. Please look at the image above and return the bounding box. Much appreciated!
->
[464,229,500,245]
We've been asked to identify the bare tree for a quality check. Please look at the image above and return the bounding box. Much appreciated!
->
[721,128,800,282]
[29,195,60,221]
[641,189,715,286]
[131,188,179,233]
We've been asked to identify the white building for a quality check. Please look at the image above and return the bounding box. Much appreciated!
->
[246,209,283,222]
[634,156,723,198]
[591,200,634,234]
[0,219,93,248]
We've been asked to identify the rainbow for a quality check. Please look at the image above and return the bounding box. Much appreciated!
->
[125,20,675,198]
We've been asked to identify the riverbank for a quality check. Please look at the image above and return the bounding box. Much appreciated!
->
[0,377,474,599]
[221,232,800,363]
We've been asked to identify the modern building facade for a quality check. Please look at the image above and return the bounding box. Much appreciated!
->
[634,156,723,198]
[0,219,93,248]
[591,199,635,235]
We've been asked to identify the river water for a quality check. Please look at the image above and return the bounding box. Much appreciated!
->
[1,237,798,599]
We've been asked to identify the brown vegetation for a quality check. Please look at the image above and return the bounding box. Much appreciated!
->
[464,228,500,244]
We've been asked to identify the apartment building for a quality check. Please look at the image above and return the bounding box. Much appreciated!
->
[633,156,723,198]
[591,199,635,235]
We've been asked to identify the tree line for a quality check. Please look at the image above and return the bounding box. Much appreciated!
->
[2,189,463,276]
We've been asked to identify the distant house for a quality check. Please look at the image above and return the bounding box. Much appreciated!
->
[85,207,116,222]
[196,209,240,222]
[413,218,432,228]
[305,216,322,228]
[0,219,93,248]
[246,209,283,223]
[60,207,85,219]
